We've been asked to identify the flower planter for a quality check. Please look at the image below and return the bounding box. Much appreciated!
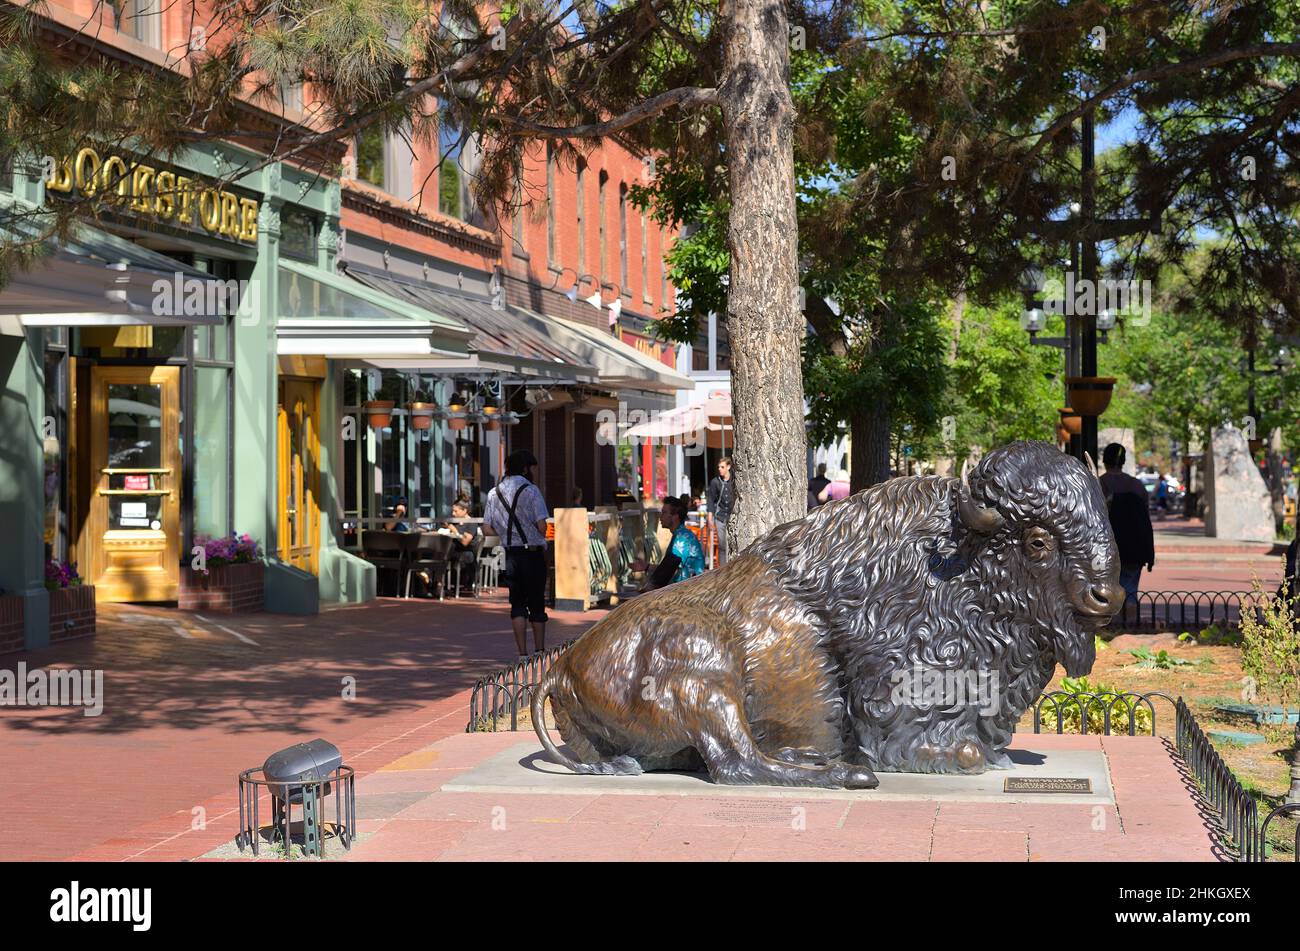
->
[447,403,466,431]
[482,406,500,431]
[180,562,265,613]
[48,585,96,644]
[0,594,24,654]
[1058,407,1082,436]
[363,400,395,428]
[1065,377,1116,417]
[1054,422,1071,445]
[407,402,437,431]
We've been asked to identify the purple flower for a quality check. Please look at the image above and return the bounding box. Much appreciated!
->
[44,559,82,590]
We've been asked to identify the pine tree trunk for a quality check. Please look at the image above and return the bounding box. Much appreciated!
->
[718,0,805,551]
[851,400,891,492]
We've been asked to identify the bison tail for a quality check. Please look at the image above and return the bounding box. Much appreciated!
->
[531,671,643,776]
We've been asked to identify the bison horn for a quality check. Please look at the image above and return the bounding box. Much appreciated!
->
[1083,451,1100,480]
[957,490,1006,534]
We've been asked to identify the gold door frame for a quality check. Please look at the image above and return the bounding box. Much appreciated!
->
[277,377,321,574]
[87,365,181,602]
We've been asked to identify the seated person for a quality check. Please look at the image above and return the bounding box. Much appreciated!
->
[443,498,481,581]
[636,495,706,592]
[385,496,410,532]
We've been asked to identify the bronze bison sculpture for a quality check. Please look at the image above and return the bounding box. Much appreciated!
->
[531,441,1124,788]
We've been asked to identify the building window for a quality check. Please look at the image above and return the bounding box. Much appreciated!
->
[280,208,319,262]
[355,127,385,189]
[112,0,160,47]
[438,121,480,224]
[576,161,586,276]
[281,80,304,112]
[619,183,629,292]
[511,158,526,256]
[641,214,650,303]
[546,143,557,267]
[598,170,608,281]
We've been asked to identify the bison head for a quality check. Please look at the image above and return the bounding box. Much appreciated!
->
[956,441,1124,675]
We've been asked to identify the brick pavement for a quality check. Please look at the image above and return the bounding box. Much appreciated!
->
[312,732,1223,862]
[0,594,602,861]
[0,521,1259,862]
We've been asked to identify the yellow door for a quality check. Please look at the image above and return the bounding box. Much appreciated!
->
[278,378,320,573]
[88,366,181,602]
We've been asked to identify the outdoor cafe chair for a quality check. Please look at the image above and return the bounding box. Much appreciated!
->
[445,533,486,598]
[478,537,504,592]
[361,530,406,597]
[406,531,456,600]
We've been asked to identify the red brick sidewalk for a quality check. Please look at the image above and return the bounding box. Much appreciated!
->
[308,732,1220,862]
[0,595,603,861]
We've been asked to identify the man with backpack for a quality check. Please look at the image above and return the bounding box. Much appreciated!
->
[484,450,550,660]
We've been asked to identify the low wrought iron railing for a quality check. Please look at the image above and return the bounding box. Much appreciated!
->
[1113,589,1263,632]
[466,639,575,732]
[469,651,1293,861]
[1030,689,1293,861]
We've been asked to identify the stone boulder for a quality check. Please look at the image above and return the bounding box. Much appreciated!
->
[1098,427,1136,474]
[1203,426,1274,542]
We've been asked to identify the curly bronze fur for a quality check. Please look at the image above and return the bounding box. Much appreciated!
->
[532,441,1124,787]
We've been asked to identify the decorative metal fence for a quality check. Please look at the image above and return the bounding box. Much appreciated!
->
[466,639,575,732]
[1031,689,1293,862]
[469,639,1294,861]
[1113,590,1262,632]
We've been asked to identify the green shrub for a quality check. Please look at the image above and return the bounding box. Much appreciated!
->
[1038,676,1154,735]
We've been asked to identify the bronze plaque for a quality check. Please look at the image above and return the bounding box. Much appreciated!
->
[1003,777,1092,794]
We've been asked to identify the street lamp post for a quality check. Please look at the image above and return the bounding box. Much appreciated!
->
[1023,92,1158,461]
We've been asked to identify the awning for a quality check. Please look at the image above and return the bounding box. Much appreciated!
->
[276,260,474,361]
[510,310,693,394]
[0,195,226,334]
[342,266,598,382]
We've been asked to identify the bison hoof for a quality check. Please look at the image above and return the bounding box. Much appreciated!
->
[830,763,879,790]
[985,749,1014,770]
[954,741,985,771]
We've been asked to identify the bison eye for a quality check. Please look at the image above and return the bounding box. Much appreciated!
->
[1023,527,1055,560]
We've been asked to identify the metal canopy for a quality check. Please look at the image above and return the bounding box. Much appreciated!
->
[0,194,225,332]
[342,266,599,381]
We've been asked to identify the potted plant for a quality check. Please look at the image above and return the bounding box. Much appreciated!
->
[482,398,500,431]
[44,558,95,644]
[364,375,403,429]
[180,534,265,613]
[406,387,438,431]
[1064,377,1117,417]
[1058,407,1082,437]
[447,392,467,431]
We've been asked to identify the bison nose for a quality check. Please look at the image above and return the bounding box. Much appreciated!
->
[1078,581,1125,617]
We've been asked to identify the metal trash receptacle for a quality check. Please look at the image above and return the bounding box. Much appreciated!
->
[263,739,342,803]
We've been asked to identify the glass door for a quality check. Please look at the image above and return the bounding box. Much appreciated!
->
[88,366,181,601]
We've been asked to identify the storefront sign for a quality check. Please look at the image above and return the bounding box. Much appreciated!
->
[619,328,673,367]
[45,147,259,244]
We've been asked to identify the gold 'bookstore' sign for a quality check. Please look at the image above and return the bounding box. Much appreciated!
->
[45,147,259,244]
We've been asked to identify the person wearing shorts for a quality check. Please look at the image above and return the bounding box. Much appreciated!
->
[484,450,550,660]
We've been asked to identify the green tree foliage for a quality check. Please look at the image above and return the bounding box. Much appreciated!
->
[941,300,1061,466]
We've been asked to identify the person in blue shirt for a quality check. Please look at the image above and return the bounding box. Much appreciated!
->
[640,495,707,591]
